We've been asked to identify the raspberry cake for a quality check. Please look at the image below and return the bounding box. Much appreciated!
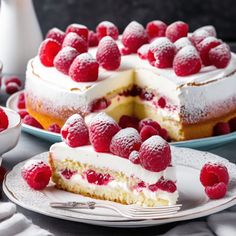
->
[25,21,236,141]
[49,113,178,207]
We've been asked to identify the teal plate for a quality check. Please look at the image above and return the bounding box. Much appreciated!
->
[7,91,236,149]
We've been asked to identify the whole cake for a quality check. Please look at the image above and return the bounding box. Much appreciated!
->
[25,20,236,141]
[49,113,178,207]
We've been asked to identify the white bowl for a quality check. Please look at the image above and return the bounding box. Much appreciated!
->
[0,107,21,157]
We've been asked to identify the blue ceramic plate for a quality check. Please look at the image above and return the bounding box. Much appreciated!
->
[7,91,236,149]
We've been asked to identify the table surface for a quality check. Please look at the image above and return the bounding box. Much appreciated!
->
[2,43,236,236]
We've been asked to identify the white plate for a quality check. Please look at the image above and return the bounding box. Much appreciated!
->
[3,147,236,227]
[7,91,236,149]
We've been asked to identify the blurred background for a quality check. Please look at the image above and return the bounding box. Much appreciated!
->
[34,0,236,42]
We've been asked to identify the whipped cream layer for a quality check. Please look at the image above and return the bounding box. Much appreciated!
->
[50,142,176,185]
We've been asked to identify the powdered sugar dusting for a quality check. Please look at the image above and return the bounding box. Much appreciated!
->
[174,37,193,51]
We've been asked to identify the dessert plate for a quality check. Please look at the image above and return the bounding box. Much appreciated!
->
[7,91,236,149]
[3,147,236,227]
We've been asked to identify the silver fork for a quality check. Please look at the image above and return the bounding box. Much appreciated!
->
[50,201,182,219]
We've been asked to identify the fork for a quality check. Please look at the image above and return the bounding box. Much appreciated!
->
[50,201,182,219]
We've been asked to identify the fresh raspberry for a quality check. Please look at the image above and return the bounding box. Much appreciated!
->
[0,166,7,183]
[62,32,88,54]
[46,27,65,45]
[146,20,167,41]
[118,115,139,130]
[39,39,61,67]
[90,97,111,112]
[88,30,99,47]
[69,53,99,82]
[4,76,22,87]
[53,46,79,75]
[159,128,169,141]
[96,36,121,70]
[65,24,89,41]
[122,21,148,53]
[48,123,61,133]
[157,97,166,108]
[110,128,142,158]
[61,168,75,180]
[173,45,202,76]
[96,21,119,40]
[148,37,176,68]
[21,160,51,190]
[213,122,230,136]
[229,117,236,131]
[205,182,227,199]
[22,115,43,129]
[198,25,217,37]
[5,82,20,94]
[139,135,171,172]
[17,93,26,109]
[139,118,161,132]
[209,43,231,69]
[174,37,193,52]
[140,125,159,142]
[18,110,28,119]
[137,44,150,59]
[128,150,140,164]
[166,21,189,42]
[200,162,229,187]
[61,114,89,147]
[149,178,177,193]
[120,47,133,55]
[88,112,120,152]
[196,36,221,66]
[0,107,9,129]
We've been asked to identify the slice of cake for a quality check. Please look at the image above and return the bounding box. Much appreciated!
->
[49,113,178,207]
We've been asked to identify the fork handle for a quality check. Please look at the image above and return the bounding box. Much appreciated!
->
[50,201,96,209]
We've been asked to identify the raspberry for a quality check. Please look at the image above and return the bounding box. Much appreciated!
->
[140,90,154,101]
[21,160,51,190]
[205,182,227,199]
[48,123,61,133]
[139,135,171,172]
[46,27,65,45]
[173,45,202,76]
[61,114,89,147]
[5,82,20,94]
[196,36,221,66]
[159,128,169,141]
[88,112,120,152]
[213,122,230,136]
[149,178,177,193]
[65,24,89,41]
[17,93,26,109]
[209,43,231,69]
[122,21,148,53]
[0,107,9,129]
[137,44,150,59]
[120,47,133,55]
[53,46,79,75]
[157,97,166,108]
[22,115,43,129]
[146,20,167,41]
[88,30,99,47]
[96,36,121,70]
[118,115,139,130]
[86,170,97,184]
[62,32,88,54]
[140,125,159,142]
[61,169,75,180]
[90,98,111,112]
[166,21,189,42]
[200,162,229,187]
[148,37,176,68]
[129,150,140,164]
[110,128,142,158]
[69,53,99,82]
[139,118,161,132]
[39,39,61,67]
[96,21,119,40]
[174,37,193,52]
[18,110,28,119]
[229,117,236,131]
[5,76,22,87]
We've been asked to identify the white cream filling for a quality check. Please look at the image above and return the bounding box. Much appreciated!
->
[50,142,176,185]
